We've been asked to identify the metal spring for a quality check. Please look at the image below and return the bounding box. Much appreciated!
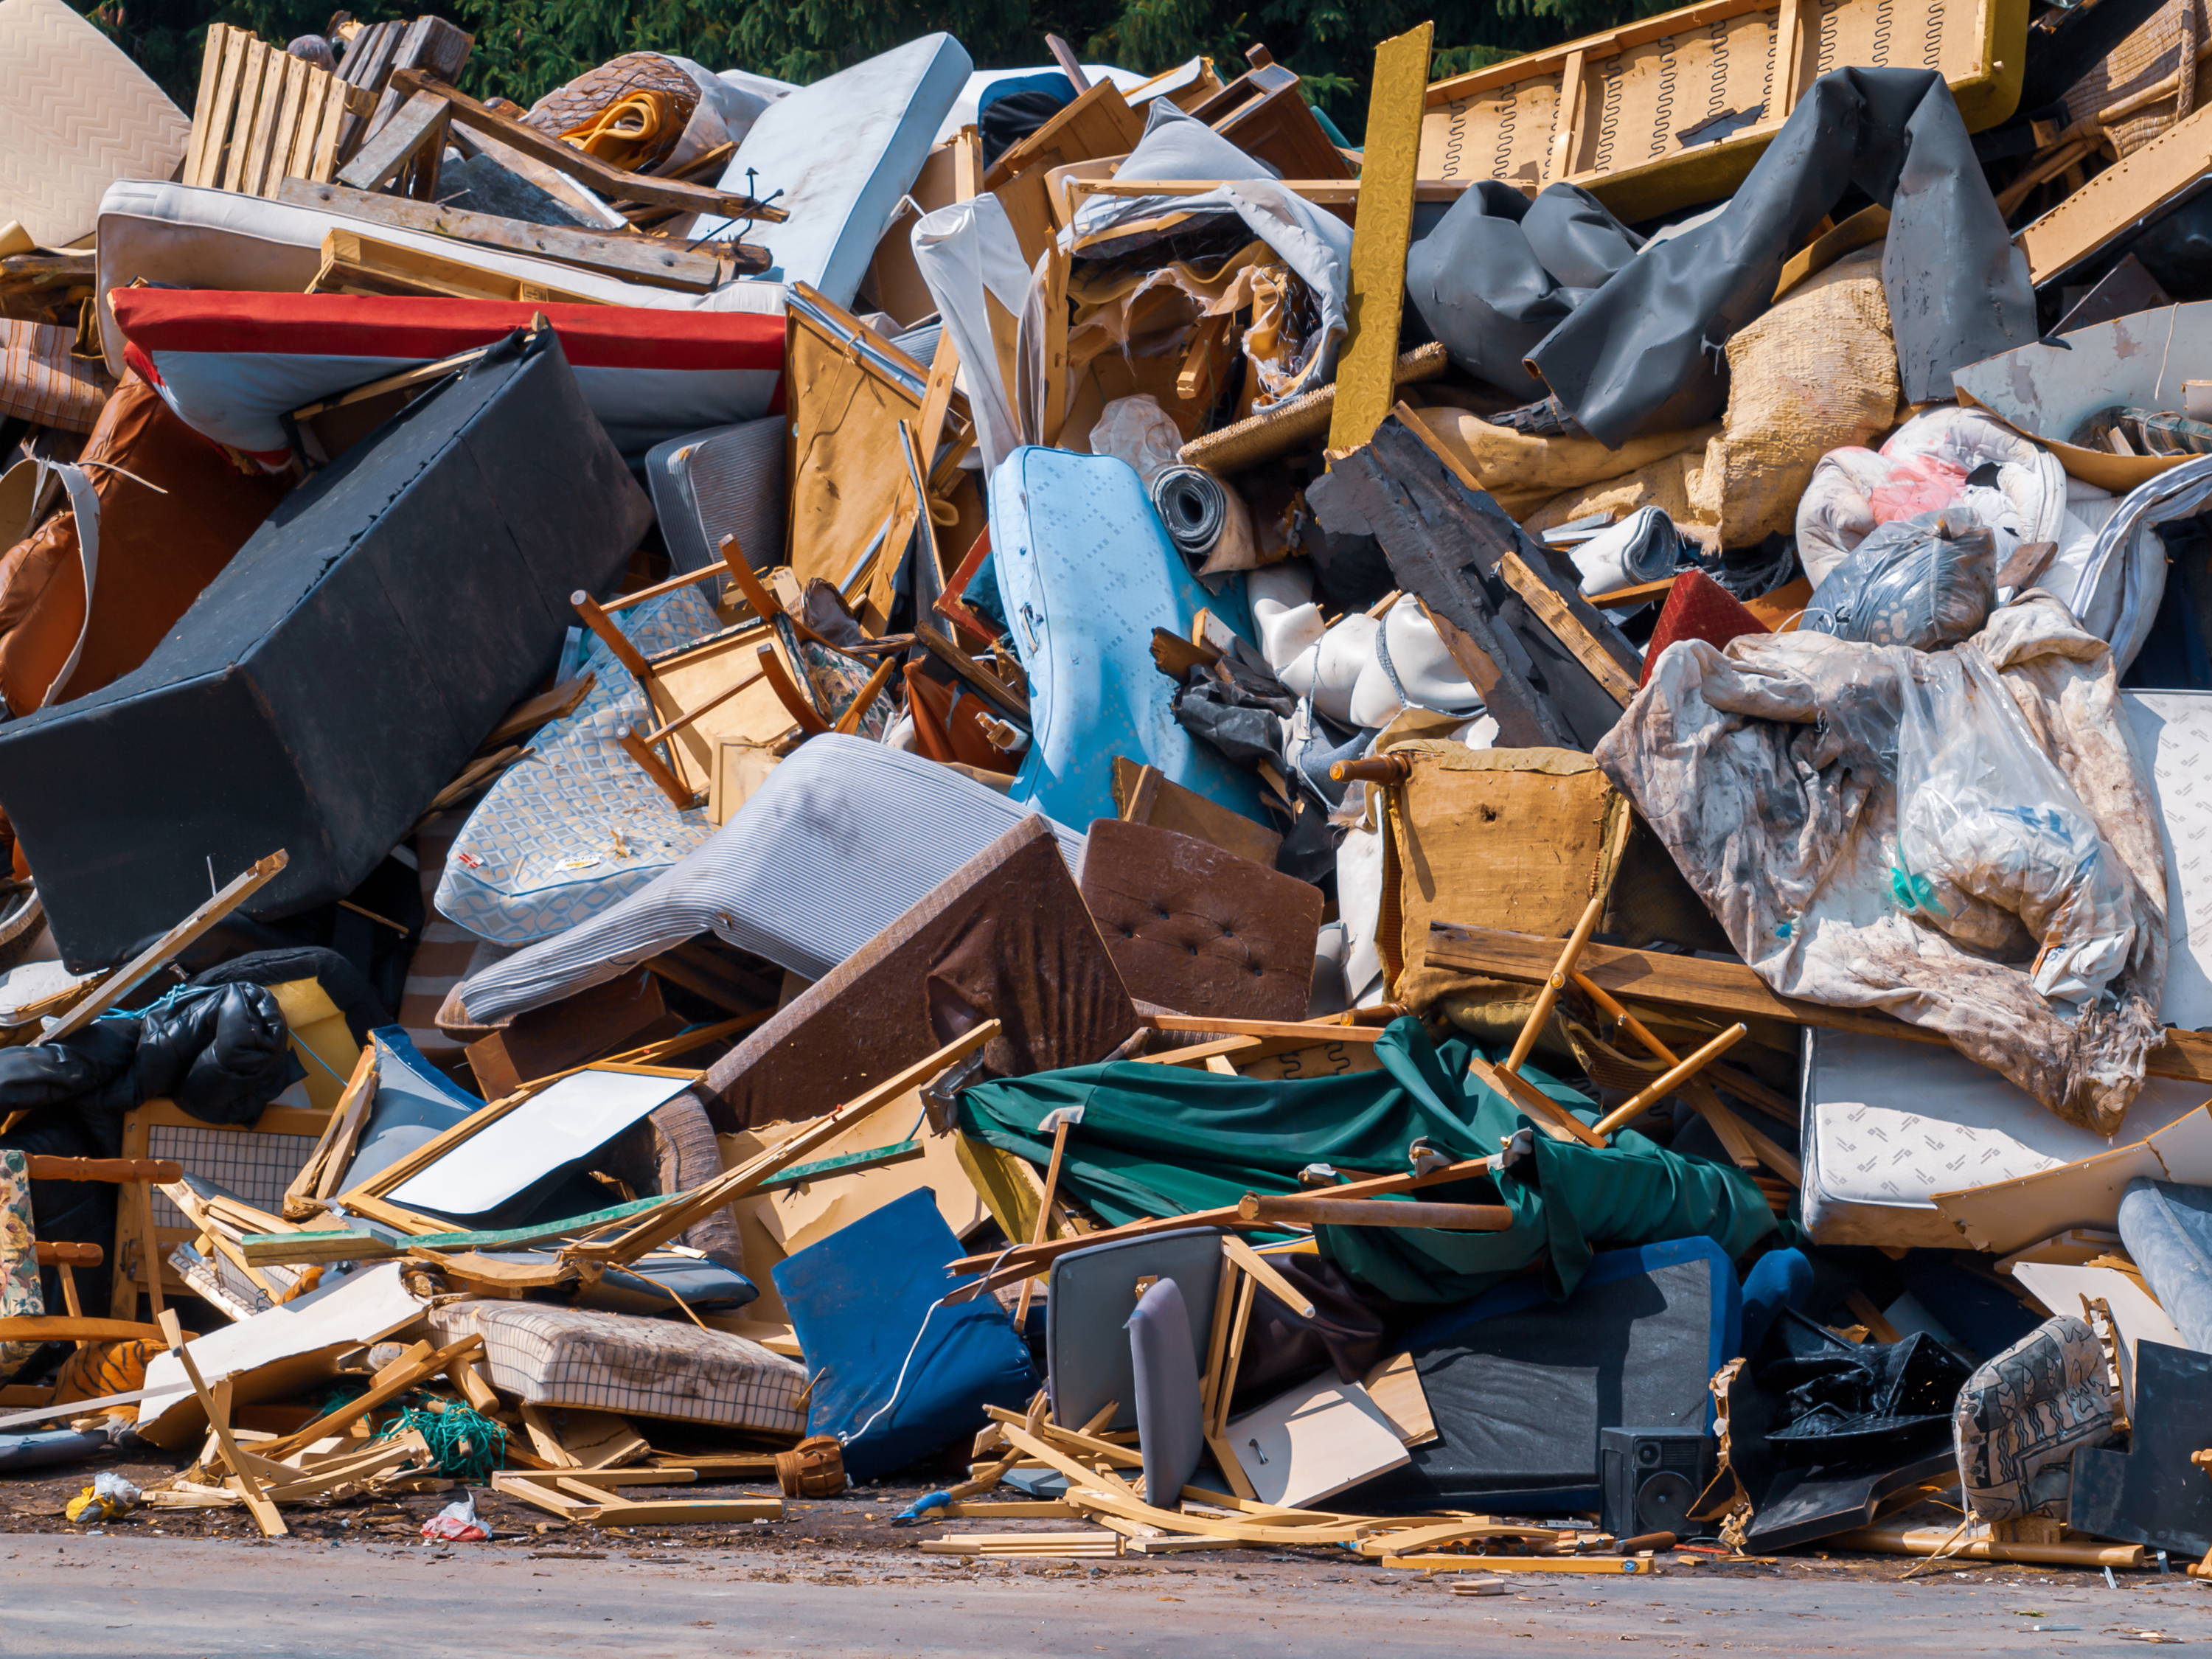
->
[1594,58,1623,170]
[1871,0,1893,65]
[1761,15,1777,118]
[1816,0,1843,75]
[1706,20,1731,122]
[1494,86,1520,178]
[1441,102,1469,178]
[1921,0,1944,68]
[1652,35,1678,156]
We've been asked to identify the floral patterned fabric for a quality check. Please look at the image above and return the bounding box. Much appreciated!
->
[0,1148,44,1377]
[436,588,721,945]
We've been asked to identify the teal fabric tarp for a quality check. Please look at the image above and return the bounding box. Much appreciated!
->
[957,1018,1777,1304]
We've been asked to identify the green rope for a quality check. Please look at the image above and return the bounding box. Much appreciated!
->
[374,1401,508,1482]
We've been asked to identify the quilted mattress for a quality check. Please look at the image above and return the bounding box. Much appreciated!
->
[0,0,187,247]
[428,1299,806,1433]
[1801,689,2212,1247]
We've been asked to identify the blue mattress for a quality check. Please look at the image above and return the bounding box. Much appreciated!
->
[773,1188,1037,1481]
[988,447,1263,829]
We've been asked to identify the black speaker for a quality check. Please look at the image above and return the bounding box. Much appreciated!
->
[1600,1427,1711,1539]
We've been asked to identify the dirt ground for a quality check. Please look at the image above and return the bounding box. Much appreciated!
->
[5,1449,2211,1657]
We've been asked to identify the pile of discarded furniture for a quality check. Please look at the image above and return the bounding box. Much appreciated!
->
[3,0,2212,1575]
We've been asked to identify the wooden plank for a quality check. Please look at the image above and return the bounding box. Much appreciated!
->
[1427,919,2212,1085]
[2019,100,2212,285]
[261,53,308,196]
[310,74,351,183]
[1328,23,1433,456]
[286,69,327,182]
[1548,50,1587,181]
[157,1308,285,1538]
[46,852,288,1042]
[241,47,291,196]
[195,27,248,189]
[335,87,451,191]
[221,35,268,194]
[1143,1015,1382,1043]
[275,180,733,290]
[390,69,785,223]
[183,26,227,187]
[754,1139,925,1192]
[0,1315,173,1344]
[1496,550,1641,705]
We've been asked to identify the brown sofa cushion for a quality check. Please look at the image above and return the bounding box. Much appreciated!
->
[1079,818,1321,1022]
[699,814,1137,1131]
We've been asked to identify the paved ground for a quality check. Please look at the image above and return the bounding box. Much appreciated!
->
[7,1524,2212,1658]
[6,1457,2210,1656]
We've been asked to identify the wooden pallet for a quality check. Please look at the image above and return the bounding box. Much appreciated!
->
[1417,0,2029,219]
[183,25,375,198]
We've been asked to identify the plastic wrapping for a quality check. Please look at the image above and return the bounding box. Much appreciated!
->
[1088,395,1183,485]
[1800,506,1996,650]
[1796,407,2067,587]
[1889,644,2142,1004]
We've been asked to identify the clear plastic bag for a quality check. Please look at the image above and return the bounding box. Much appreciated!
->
[1889,646,2140,1004]
[1088,395,1184,485]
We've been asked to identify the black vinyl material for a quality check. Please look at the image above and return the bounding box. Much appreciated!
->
[1411,68,2037,445]
[0,328,649,969]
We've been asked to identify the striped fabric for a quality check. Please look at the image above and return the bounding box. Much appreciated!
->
[428,1299,805,1433]
[0,320,113,434]
[438,734,1079,1035]
[440,734,1084,1032]
[399,810,501,1065]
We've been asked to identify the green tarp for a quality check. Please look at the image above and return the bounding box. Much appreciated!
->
[958,1018,1777,1304]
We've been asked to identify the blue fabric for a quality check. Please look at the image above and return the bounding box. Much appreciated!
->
[976,71,1075,116]
[989,447,1264,830]
[773,1188,1037,1481]
[1739,1246,1813,1357]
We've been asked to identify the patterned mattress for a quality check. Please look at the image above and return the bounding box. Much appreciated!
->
[428,1299,806,1433]
[1801,690,2212,1246]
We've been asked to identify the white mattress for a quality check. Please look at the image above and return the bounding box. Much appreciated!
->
[94,180,788,376]
[1801,689,2212,1247]
[699,33,969,308]
[0,0,187,246]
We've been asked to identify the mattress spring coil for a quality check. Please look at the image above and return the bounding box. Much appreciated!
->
[1595,60,1623,171]
[1816,0,1844,77]
[1871,0,1894,66]
[1494,86,1520,178]
[1760,14,1778,118]
[1652,36,1679,157]
[1921,1,1944,68]
[1706,21,1731,123]
[1442,100,1469,179]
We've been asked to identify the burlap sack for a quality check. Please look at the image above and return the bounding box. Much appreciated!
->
[1408,405,1714,521]
[1686,246,1900,548]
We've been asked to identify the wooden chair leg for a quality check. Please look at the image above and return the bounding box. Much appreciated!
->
[757,643,830,736]
[1504,893,1604,1076]
[830,655,898,737]
[616,725,698,809]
